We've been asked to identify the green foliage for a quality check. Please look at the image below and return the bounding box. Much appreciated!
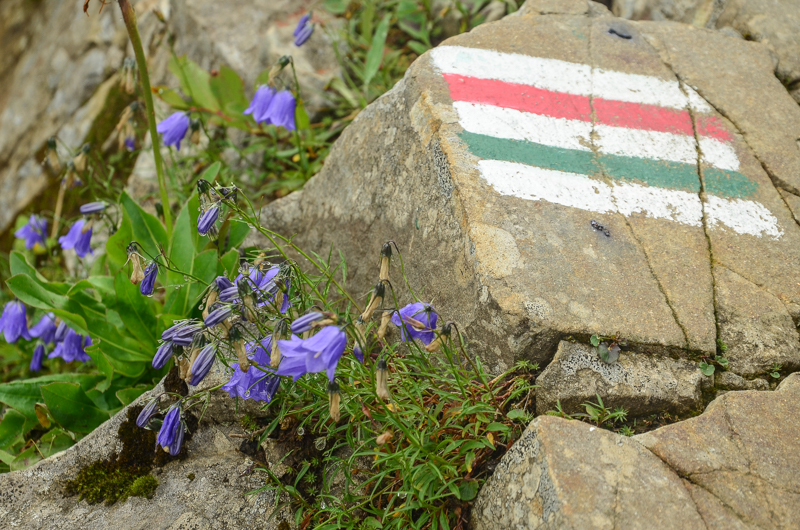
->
[547,395,629,429]
[770,363,782,379]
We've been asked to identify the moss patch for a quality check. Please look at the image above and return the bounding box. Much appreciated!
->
[64,404,197,505]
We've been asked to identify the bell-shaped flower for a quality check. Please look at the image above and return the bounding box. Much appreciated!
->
[222,337,280,402]
[215,276,233,291]
[79,202,106,215]
[54,321,68,343]
[156,112,190,151]
[204,304,233,327]
[276,325,347,382]
[0,301,30,343]
[197,204,220,235]
[156,405,184,455]
[15,215,47,250]
[152,341,175,369]
[58,219,93,258]
[234,266,290,313]
[140,262,158,296]
[243,86,276,124]
[188,343,216,386]
[291,312,324,334]
[171,322,203,347]
[391,302,438,345]
[29,313,57,344]
[30,344,45,372]
[265,90,296,131]
[294,14,314,46]
[48,328,91,363]
[136,398,159,428]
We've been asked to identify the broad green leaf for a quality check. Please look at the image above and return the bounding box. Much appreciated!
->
[116,386,148,407]
[590,334,600,347]
[6,274,88,332]
[219,248,239,278]
[0,409,29,449]
[486,422,510,432]
[41,382,110,433]
[162,250,218,318]
[0,374,105,420]
[209,66,248,117]
[363,14,391,87]
[9,251,45,280]
[119,191,168,263]
[10,445,41,472]
[114,271,158,349]
[506,409,528,421]
[215,218,250,255]
[699,362,715,376]
[200,162,222,184]
[0,449,15,466]
[407,40,429,55]
[324,0,349,14]
[296,99,311,131]
[153,86,190,110]
[37,428,75,458]
[169,55,220,111]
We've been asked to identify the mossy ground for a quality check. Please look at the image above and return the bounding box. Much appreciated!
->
[64,398,197,505]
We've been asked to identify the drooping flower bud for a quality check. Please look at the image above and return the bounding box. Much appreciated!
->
[46,137,61,173]
[291,312,324,334]
[189,343,216,386]
[328,380,341,422]
[161,320,188,342]
[136,398,159,428]
[152,340,175,369]
[376,358,390,401]
[54,320,68,343]
[79,201,106,215]
[30,344,45,372]
[267,55,291,84]
[377,310,392,341]
[215,276,234,291]
[204,304,233,328]
[197,204,219,236]
[360,281,385,322]
[127,243,145,285]
[140,262,158,296]
[156,404,183,455]
[379,242,392,282]
[172,322,203,346]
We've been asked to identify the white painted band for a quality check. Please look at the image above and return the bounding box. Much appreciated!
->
[431,46,713,112]
[478,160,781,238]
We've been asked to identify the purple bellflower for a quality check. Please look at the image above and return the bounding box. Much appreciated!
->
[391,302,438,345]
[219,285,239,302]
[140,262,158,296]
[15,215,47,250]
[243,86,276,123]
[58,219,93,258]
[276,325,347,382]
[29,313,57,344]
[162,320,189,342]
[188,343,216,386]
[234,266,290,312]
[204,305,232,327]
[136,399,159,428]
[215,276,234,291]
[291,312,323,334]
[171,322,203,347]
[30,344,45,372]
[156,405,184,456]
[197,204,220,235]
[153,341,175,369]
[49,328,91,363]
[222,337,280,402]
[266,90,296,131]
[79,202,106,215]
[156,112,190,150]
[294,14,314,46]
[54,321,68,343]
[0,301,30,343]
[124,137,135,151]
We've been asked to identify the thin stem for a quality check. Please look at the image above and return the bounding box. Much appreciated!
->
[117,0,173,238]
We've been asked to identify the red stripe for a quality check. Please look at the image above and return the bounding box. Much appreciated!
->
[443,73,731,141]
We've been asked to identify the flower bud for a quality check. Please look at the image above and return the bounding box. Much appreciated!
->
[54,321,68,343]
[140,262,158,296]
[360,281,385,322]
[377,311,392,340]
[189,343,216,386]
[219,285,238,302]
[379,242,392,282]
[376,358,390,401]
[161,320,187,342]
[156,404,184,455]
[30,344,45,372]
[204,304,232,328]
[152,340,175,369]
[136,398,159,428]
[291,312,324,334]
[215,276,234,291]
[171,322,203,346]
[197,204,219,236]
[328,380,341,422]
[80,201,106,215]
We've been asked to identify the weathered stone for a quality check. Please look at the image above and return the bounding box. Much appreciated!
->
[714,370,769,391]
[473,373,800,529]
[612,0,800,103]
[535,340,711,417]
[256,2,800,375]
[0,368,295,529]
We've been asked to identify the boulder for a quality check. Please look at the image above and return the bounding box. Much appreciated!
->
[535,340,712,418]
[258,0,800,378]
[0,367,295,529]
[0,0,337,234]
[611,0,800,103]
[472,372,800,529]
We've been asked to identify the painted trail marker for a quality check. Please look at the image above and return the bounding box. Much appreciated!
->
[431,46,782,238]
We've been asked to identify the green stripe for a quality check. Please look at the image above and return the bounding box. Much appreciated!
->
[459,131,757,198]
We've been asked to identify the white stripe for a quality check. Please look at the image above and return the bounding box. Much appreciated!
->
[478,160,781,238]
[455,102,738,171]
[431,46,712,112]
[454,102,592,152]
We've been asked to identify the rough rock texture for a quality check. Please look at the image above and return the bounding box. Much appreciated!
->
[0,368,295,529]
[473,372,800,529]
[257,0,800,379]
[0,0,337,234]
[535,340,712,417]
[611,0,800,103]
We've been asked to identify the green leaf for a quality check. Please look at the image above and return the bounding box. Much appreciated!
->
[590,334,600,347]
[324,0,349,14]
[506,409,528,421]
[217,219,250,254]
[209,66,248,116]
[363,13,391,87]
[169,55,220,111]
[407,40,429,55]
[153,86,190,110]
[717,357,729,367]
[9,251,44,280]
[201,162,222,184]
[0,374,105,420]
[41,382,110,433]
[163,250,218,318]
[458,480,479,501]
[37,428,76,458]
[699,361,715,376]
[296,99,311,131]
[116,386,148,407]
[114,271,158,349]
[486,422,510,432]
[106,205,133,268]
[10,445,41,472]
[219,249,239,278]
[119,191,168,264]
[598,343,610,363]
[0,409,29,449]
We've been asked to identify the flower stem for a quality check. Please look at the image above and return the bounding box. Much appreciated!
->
[117,0,173,238]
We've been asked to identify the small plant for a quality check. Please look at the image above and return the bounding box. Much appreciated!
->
[770,363,782,379]
[699,353,729,376]
[618,424,635,437]
[590,334,627,364]
[547,395,629,429]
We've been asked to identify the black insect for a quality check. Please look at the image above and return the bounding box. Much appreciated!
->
[608,28,633,40]
[591,220,611,237]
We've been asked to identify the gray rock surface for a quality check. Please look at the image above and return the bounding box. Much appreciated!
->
[535,340,712,418]
[257,0,800,380]
[612,0,800,103]
[473,372,800,529]
[0,0,337,234]
[0,367,295,529]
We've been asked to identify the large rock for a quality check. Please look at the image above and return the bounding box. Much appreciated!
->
[258,0,800,378]
[611,0,800,103]
[535,340,712,417]
[0,368,295,529]
[472,372,800,529]
[0,0,337,234]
